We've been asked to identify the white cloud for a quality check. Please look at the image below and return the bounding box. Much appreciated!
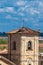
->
[6,15,12,19]
[5,7,14,13]
[0,8,4,12]
[16,1,40,16]
[15,0,27,6]
[29,8,40,15]
[18,12,24,16]
[6,14,19,20]
[39,1,43,7]
[18,7,25,12]
[0,0,43,27]
[0,7,17,14]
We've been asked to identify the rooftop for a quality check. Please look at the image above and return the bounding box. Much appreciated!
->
[0,56,16,65]
[7,27,39,35]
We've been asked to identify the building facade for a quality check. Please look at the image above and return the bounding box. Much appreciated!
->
[7,27,39,65]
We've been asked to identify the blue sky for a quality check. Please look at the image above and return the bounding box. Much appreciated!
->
[0,0,43,32]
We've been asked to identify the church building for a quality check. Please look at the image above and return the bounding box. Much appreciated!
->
[7,27,40,65]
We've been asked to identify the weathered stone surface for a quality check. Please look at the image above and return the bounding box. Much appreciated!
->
[8,27,39,65]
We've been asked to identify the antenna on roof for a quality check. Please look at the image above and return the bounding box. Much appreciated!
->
[22,18,25,28]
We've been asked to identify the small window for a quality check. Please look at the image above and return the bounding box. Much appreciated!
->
[27,41,32,50]
[13,41,16,50]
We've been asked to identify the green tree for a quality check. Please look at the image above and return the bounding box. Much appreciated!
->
[0,38,8,44]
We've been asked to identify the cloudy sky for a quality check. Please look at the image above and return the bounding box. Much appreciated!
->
[0,0,43,32]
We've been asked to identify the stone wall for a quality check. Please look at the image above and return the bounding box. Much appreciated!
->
[8,33,39,65]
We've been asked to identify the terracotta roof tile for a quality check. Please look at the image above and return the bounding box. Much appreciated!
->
[7,27,39,35]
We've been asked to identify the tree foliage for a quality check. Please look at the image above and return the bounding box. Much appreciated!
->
[0,38,8,44]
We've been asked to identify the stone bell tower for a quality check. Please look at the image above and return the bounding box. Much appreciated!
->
[7,27,39,65]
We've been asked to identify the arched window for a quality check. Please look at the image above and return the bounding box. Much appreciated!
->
[13,41,16,50]
[27,41,32,50]
[29,64,31,65]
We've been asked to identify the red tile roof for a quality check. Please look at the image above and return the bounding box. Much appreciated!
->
[7,27,39,35]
